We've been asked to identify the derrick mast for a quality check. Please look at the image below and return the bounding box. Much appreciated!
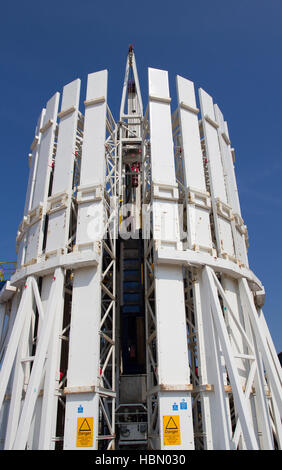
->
[115,46,147,448]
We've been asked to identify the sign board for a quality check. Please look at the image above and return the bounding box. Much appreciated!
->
[163,415,181,446]
[76,417,94,447]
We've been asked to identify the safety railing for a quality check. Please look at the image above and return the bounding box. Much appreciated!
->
[0,261,16,281]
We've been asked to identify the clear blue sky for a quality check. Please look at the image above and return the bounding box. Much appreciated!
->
[0,0,281,352]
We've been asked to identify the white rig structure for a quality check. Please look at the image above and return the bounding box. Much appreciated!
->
[0,47,281,451]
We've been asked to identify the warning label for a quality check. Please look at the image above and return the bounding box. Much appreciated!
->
[163,415,181,446]
[76,417,94,447]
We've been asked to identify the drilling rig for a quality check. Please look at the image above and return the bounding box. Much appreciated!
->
[0,47,281,450]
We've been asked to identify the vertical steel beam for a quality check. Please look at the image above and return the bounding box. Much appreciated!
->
[214,105,248,267]
[45,79,81,257]
[176,75,218,448]
[63,70,108,450]
[16,109,46,268]
[176,75,213,254]
[37,78,81,449]
[199,88,235,261]
[24,93,60,265]
[147,67,194,450]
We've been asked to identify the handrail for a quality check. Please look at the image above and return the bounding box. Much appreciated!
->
[0,261,16,281]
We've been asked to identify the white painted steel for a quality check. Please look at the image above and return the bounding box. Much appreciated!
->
[63,70,108,450]
[197,269,233,449]
[147,67,194,450]
[176,75,213,254]
[17,109,46,268]
[45,79,81,257]
[0,279,33,412]
[239,278,282,413]
[203,266,259,449]
[24,93,60,265]
[0,291,21,449]
[31,82,82,449]
[3,285,33,449]
[214,105,248,267]
[0,304,6,350]
[199,88,235,260]
[120,50,143,119]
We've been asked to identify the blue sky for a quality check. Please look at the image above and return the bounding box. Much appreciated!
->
[0,0,281,352]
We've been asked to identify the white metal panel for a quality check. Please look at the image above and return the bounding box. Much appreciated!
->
[63,392,99,449]
[199,90,227,203]
[24,93,60,264]
[52,79,81,195]
[31,93,60,209]
[75,70,107,250]
[155,265,189,385]
[0,304,6,348]
[24,110,46,216]
[45,79,81,256]
[176,76,205,190]
[176,75,213,253]
[64,70,108,450]
[148,67,194,449]
[66,267,102,387]
[80,70,107,186]
[214,104,248,267]
[17,109,46,267]
[148,68,176,187]
[155,265,194,450]
[148,68,181,249]
[159,391,194,450]
[64,265,102,450]
[199,88,235,259]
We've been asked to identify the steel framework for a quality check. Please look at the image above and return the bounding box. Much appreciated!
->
[0,48,281,450]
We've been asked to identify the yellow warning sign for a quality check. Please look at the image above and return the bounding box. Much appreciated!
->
[163,415,181,446]
[76,417,94,447]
